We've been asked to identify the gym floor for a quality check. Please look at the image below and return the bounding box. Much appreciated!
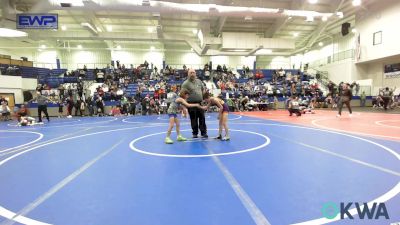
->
[0,110,399,225]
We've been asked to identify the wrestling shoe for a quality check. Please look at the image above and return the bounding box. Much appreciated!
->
[165,137,174,144]
[177,135,187,141]
[222,136,230,141]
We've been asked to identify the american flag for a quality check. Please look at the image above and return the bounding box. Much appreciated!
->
[355,33,361,61]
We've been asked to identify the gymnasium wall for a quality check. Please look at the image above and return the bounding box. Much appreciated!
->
[164,52,209,69]
[296,0,400,91]
[0,75,37,104]
[256,56,291,70]
[111,50,164,69]
[0,49,34,61]
[356,0,400,63]
[2,46,293,71]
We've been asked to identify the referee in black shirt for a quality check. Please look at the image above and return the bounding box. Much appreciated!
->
[337,83,353,117]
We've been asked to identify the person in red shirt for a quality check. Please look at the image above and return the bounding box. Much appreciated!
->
[255,68,264,79]
[16,104,29,121]
[111,106,122,116]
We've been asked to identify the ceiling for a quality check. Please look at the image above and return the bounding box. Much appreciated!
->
[0,0,377,55]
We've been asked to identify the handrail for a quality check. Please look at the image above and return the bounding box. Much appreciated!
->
[309,49,354,68]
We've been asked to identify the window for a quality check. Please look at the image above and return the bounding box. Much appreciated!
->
[373,31,382,45]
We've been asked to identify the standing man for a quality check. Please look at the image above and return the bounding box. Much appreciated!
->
[360,91,366,107]
[337,83,353,117]
[28,91,53,123]
[182,69,208,138]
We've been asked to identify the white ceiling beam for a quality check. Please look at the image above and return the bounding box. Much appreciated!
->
[94,15,208,23]
[213,0,231,37]
[264,17,288,38]
[215,16,227,37]
[0,0,10,20]
[201,45,210,55]
[185,40,202,55]
[28,0,52,13]
[264,0,305,38]
[247,45,263,56]
[296,0,344,49]
[305,0,345,48]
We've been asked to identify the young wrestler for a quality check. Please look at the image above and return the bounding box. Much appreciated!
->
[203,92,230,141]
[165,89,202,144]
[18,116,37,126]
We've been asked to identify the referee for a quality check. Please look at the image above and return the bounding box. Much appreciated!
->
[28,91,53,123]
[181,69,208,138]
[337,83,353,117]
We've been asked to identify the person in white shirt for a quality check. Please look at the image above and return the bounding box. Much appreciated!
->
[0,102,11,121]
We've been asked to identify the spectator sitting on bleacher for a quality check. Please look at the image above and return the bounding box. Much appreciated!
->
[0,96,8,106]
[255,68,264,79]
[239,96,248,111]
[110,106,122,116]
[246,98,258,111]
[223,64,227,73]
[278,68,285,81]
[96,86,104,97]
[0,101,11,121]
[95,68,105,83]
[96,97,105,116]
[149,85,155,92]
[141,94,150,115]
[391,94,399,108]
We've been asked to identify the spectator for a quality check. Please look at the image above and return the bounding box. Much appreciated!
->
[273,96,278,110]
[0,101,11,121]
[255,68,264,79]
[66,96,74,118]
[360,91,366,107]
[110,106,122,116]
[0,96,8,106]
[58,84,65,100]
[58,100,64,118]
[96,97,105,117]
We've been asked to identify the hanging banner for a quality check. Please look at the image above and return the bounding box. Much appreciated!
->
[384,63,400,79]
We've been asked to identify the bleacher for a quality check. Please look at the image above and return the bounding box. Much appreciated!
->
[125,83,138,97]
[1,63,315,101]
